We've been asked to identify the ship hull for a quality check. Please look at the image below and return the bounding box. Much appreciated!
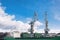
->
[4,36,60,40]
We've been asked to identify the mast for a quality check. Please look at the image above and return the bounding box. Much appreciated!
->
[30,11,38,37]
[44,12,49,36]
[34,11,38,22]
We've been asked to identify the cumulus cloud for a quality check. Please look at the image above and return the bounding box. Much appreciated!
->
[34,29,60,33]
[34,21,43,27]
[0,3,43,33]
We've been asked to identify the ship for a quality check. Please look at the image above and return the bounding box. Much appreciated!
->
[0,11,60,40]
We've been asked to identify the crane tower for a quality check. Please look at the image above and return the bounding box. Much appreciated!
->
[44,12,49,37]
[30,11,38,37]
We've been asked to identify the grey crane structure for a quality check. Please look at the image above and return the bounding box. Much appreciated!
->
[44,12,49,37]
[29,11,38,37]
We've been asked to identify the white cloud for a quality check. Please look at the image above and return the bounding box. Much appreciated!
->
[34,29,60,33]
[0,3,43,33]
[34,21,43,27]
[49,29,60,33]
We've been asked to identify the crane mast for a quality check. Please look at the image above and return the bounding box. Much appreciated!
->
[44,12,49,36]
[30,11,38,37]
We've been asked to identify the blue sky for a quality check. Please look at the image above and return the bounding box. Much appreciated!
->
[0,0,60,32]
[0,0,50,20]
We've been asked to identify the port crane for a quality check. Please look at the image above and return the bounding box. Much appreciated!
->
[44,12,49,37]
[29,11,38,37]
